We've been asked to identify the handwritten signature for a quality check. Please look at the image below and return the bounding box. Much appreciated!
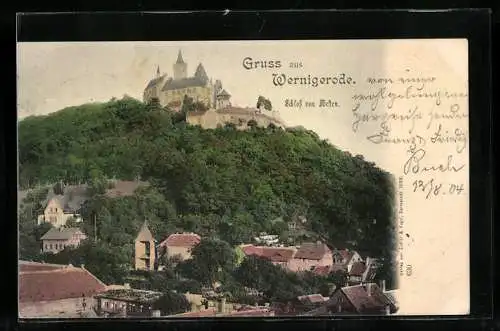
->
[403,149,466,175]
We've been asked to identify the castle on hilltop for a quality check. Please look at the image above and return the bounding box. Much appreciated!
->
[143,50,285,130]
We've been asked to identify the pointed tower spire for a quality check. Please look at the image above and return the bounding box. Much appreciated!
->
[156,65,160,77]
[136,220,154,242]
[176,50,185,64]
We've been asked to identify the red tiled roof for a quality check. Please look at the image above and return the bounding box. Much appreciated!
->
[349,262,366,277]
[160,233,201,248]
[19,265,107,303]
[222,308,274,317]
[312,265,332,276]
[294,242,331,260]
[172,308,217,317]
[339,284,390,313]
[241,245,296,262]
[19,261,67,272]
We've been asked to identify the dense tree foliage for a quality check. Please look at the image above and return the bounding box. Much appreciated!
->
[18,96,396,290]
[152,290,191,315]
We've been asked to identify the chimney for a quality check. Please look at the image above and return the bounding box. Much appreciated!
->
[81,264,85,269]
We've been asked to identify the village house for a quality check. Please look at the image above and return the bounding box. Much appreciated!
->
[331,249,363,273]
[40,227,87,254]
[36,184,88,228]
[361,257,380,283]
[28,180,149,228]
[239,244,297,268]
[158,232,201,261]
[19,261,107,318]
[134,221,156,271]
[347,262,366,284]
[288,242,333,272]
[302,283,397,316]
[94,286,163,317]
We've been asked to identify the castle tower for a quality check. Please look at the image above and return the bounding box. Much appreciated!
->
[134,220,156,271]
[173,50,187,80]
[194,63,209,84]
[216,89,231,109]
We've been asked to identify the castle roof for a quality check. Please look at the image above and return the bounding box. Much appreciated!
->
[161,77,207,91]
[176,50,185,64]
[136,221,154,242]
[145,74,166,89]
[194,63,208,82]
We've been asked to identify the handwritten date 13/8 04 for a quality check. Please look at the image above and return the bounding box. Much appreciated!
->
[412,179,465,199]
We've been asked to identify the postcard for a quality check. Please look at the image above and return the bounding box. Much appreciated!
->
[17,39,469,318]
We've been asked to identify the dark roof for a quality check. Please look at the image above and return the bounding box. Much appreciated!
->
[40,227,85,241]
[332,283,392,313]
[160,233,201,248]
[333,249,358,265]
[294,242,331,260]
[145,74,166,89]
[297,294,327,305]
[161,77,207,91]
[105,180,149,198]
[194,63,209,82]
[19,264,106,303]
[349,262,366,277]
[42,184,89,213]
